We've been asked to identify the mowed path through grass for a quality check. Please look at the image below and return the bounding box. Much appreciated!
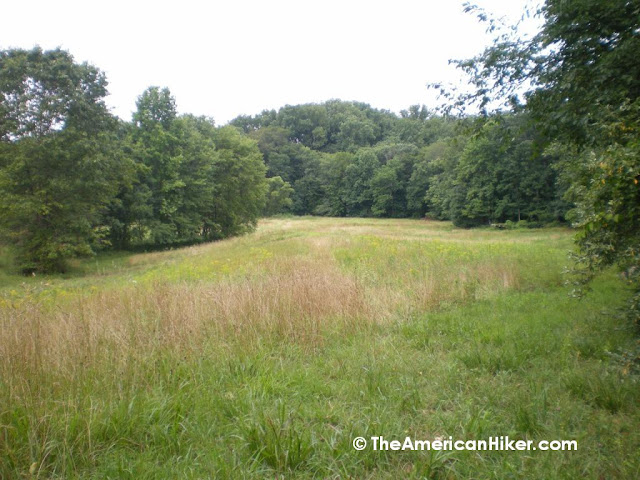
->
[1,217,638,478]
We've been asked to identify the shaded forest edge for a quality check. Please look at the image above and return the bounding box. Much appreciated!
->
[0,48,567,274]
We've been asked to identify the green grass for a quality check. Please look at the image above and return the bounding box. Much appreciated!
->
[1,217,638,478]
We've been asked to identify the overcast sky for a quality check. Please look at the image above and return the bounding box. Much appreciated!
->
[2,0,538,125]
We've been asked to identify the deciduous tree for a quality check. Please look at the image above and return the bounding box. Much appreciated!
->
[448,0,640,322]
[0,47,122,272]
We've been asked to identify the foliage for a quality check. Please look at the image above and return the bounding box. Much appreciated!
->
[208,126,267,237]
[233,100,567,226]
[0,47,122,272]
[233,99,397,153]
[0,52,271,270]
[0,45,579,272]
[444,0,640,323]
[455,117,560,227]
[263,176,294,216]
[103,89,268,249]
[129,87,186,244]
[406,140,450,217]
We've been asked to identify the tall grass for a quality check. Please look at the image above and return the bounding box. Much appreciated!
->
[1,218,638,478]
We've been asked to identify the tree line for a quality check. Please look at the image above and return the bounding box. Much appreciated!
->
[232,102,568,226]
[0,48,569,273]
[449,0,639,328]
[0,48,267,272]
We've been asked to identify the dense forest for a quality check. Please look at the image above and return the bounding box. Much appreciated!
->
[0,48,567,273]
[231,103,567,226]
[0,50,267,272]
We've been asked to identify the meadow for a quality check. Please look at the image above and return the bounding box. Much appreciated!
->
[0,217,638,479]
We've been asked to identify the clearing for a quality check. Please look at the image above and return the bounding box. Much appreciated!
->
[1,217,638,478]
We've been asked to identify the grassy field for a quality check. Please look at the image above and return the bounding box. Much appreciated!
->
[1,217,638,479]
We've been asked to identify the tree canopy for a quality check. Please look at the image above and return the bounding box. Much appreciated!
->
[0,42,581,274]
[0,47,121,272]
[0,52,268,271]
[445,0,640,323]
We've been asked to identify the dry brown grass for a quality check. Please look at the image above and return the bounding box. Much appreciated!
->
[0,255,519,386]
[357,259,522,319]
[0,255,374,384]
[0,218,538,386]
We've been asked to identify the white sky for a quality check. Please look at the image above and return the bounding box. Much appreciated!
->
[1,0,538,125]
